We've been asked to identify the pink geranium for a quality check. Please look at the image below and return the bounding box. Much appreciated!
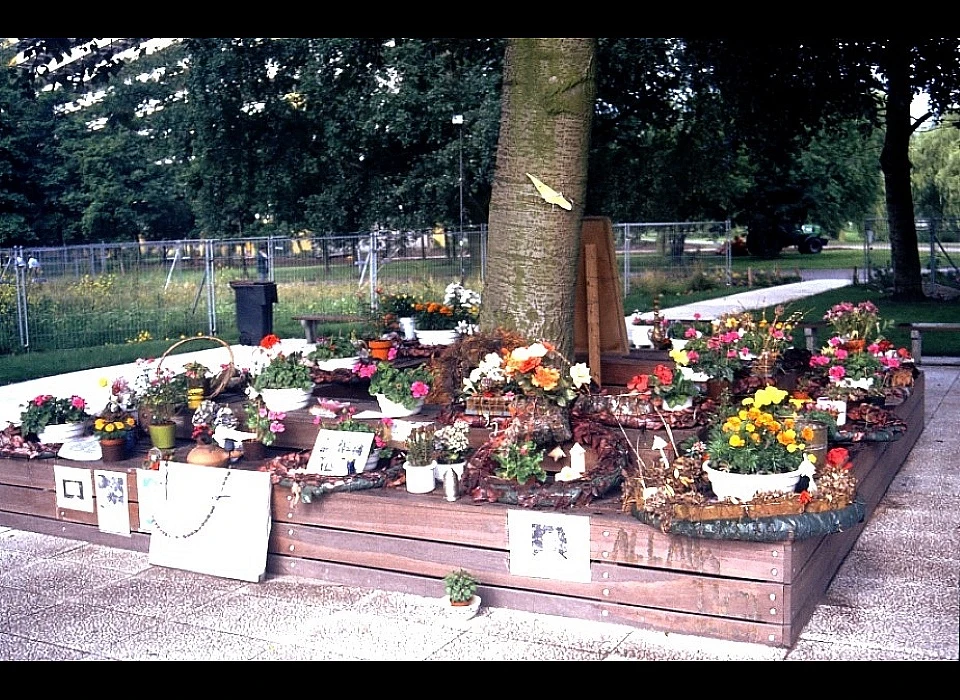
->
[411,381,430,399]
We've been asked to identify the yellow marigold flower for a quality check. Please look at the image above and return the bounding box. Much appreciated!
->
[786,443,799,453]
[744,422,756,433]
[729,434,745,447]
[800,426,814,441]
[94,418,106,430]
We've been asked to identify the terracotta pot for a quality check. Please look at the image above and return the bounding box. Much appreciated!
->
[186,440,229,468]
[99,437,127,462]
[367,339,393,360]
[843,338,866,353]
[705,379,730,401]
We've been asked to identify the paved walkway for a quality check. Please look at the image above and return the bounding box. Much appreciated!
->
[0,280,957,660]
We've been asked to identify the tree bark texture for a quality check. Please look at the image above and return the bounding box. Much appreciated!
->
[879,40,925,301]
[483,38,597,359]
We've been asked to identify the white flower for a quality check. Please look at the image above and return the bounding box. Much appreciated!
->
[569,362,592,389]
[527,342,549,358]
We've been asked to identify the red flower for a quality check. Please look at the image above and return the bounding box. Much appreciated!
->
[798,490,812,506]
[260,334,281,349]
[826,447,850,469]
[627,374,650,393]
[653,364,674,386]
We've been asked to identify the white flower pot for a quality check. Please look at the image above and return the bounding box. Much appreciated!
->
[434,460,466,483]
[832,377,875,391]
[670,338,689,351]
[404,461,437,494]
[679,367,709,383]
[399,317,417,341]
[630,324,654,348]
[815,398,848,427]
[313,356,360,372]
[37,421,87,444]
[704,461,804,503]
[259,388,313,413]
[376,394,424,418]
[660,396,694,412]
[415,329,459,346]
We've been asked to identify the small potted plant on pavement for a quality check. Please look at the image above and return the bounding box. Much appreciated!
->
[443,568,481,619]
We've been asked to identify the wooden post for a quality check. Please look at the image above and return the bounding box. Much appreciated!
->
[585,243,602,386]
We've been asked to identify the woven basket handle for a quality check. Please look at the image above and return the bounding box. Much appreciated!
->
[156,336,235,399]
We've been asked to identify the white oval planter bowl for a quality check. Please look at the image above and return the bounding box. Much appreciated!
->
[660,396,694,412]
[259,388,313,413]
[441,595,482,622]
[630,324,655,348]
[404,462,437,494]
[376,394,424,418]
[679,367,710,383]
[703,462,803,503]
[37,421,87,444]
[415,329,459,346]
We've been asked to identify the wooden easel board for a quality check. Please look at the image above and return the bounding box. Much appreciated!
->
[574,216,629,357]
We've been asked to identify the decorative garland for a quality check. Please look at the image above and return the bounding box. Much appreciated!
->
[258,450,402,504]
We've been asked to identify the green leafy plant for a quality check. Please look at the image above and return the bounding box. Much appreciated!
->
[355,360,433,409]
[404,425,435,466]
[443,568,478,604]
[19,394,90,436]
[252,351,314,391]
[133,359,188,423]
[315,406,395,458]
[307,334,359,361]
[242,397,287,446]
[493,440,547,484]
[625,364,698,409]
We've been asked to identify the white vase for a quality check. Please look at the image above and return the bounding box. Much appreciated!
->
[376,394,424,418]
[37,421,87,444]
[398,317,417,341]
[703,461,804,502]
[415,329,459,346]
[434,460,466,483]
[259,387,313,413]
[404,461,437,494]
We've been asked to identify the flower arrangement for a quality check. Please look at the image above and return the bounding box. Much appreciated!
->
[19,394,90,437]
[626,364,698,409]
[433,420,473,465]
[92,413,136,440]
[242,396,287,446]
[250,335,314,391]
[666,314,712,340]
[132,359,187,423]
[809,337,885,382]
[460,340,592,408]
[671,330,745,382]
[307,334,359,362]
[704,385,815,475]
[413,282,481,333]
[823,301,880,340]
[377,290,419,317]
[182,361,211,381]
[492,439,547,484]
[736,306,805,357]
[355,359,433,409]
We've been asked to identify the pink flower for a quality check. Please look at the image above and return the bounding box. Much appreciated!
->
[268,410,286,421]
[686,350,699,362]
[829,365,846,380]
[828,336,843,347]
[354,362,377,379]
[834,348,848,360]
[684,327,698,339]
[410,381,430,398]
[387,347,398,361]
[381,417,394,428]
[269,420,285,433]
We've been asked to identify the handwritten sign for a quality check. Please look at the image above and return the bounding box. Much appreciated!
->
[305,429,374,476]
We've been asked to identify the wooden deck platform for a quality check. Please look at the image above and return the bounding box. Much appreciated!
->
[0,357,925,648]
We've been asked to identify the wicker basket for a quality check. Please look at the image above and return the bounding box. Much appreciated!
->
[158,336,236,400]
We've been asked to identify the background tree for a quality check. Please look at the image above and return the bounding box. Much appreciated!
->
[482,38,596,358]
[911,116,960,222]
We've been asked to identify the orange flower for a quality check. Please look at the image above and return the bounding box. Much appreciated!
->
[627,374,650,392]
[798,490,812,506]
[531,365,560,391]
[260,334,281,349]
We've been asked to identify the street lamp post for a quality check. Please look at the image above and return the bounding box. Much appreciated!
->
[453,114,464,281]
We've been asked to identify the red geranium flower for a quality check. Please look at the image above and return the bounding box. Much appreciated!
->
[826,447,850,469]
[260,334,281,349]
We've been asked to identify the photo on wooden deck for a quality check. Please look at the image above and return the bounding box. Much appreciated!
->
[53,465,94,513]
[508,510,591,583]
[94,469,130,537]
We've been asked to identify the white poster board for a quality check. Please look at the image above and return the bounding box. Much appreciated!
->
[147,462,272,583]
[94,469,130,536]
[305,429,373,476]
[508,510,592,583]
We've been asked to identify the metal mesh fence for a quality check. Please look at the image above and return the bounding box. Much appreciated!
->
[863,217,960,287]
[1,221,730,354]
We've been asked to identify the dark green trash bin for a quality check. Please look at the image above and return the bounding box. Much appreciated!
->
[230,281,278,345]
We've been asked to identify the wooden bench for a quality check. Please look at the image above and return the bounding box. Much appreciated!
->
[896,322,960,364]
[291,314,363,343]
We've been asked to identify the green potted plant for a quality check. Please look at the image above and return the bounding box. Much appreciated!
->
[314,406,395,471]
[250,338,315,413]
[92,411,137,461]
[493,440,547,485]
[443,568,479,606]
[625,364,698,411]
[354,359,433,416]
[241,396,286,460]
[432,419,473,482]
[403,425,436,493]
[19,394,90,443]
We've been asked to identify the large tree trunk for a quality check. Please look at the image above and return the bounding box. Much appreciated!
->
[482,38,596,359]
[879,41,925,301]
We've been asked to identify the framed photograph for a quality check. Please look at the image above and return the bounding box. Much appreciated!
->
[54,465,94,513]
[508,510,591,583]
